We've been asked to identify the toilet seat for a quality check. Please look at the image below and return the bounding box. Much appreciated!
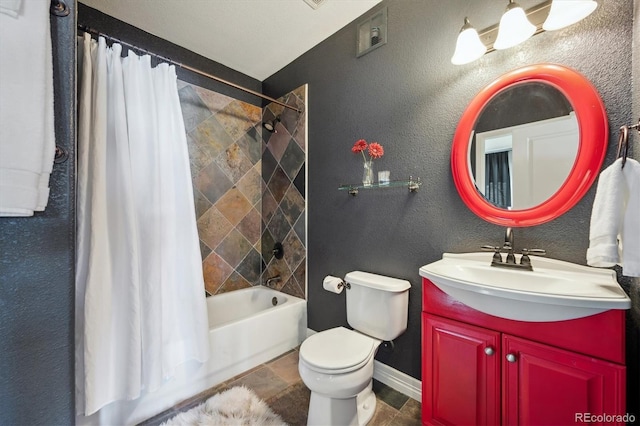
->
[300,327,378,375]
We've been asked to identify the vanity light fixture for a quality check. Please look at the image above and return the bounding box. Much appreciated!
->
[543,0,598,31]
[451,18,487,65]
[494,0,536,50]
[452,0,599,65]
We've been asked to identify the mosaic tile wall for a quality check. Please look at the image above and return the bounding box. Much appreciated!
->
[177,80,306,299]
[261,86,307,300]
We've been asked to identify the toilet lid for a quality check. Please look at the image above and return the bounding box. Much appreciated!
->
[300,327,376,372]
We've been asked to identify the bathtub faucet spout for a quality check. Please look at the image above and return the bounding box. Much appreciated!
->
[265,275,281,288]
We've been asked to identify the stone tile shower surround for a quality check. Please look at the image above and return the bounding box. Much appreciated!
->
[178,80,306,299]
[261,86,307,300]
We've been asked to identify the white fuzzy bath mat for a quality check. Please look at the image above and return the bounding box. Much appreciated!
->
[160,386,287,426]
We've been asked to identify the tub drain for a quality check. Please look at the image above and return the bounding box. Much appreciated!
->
[272,297,278,306]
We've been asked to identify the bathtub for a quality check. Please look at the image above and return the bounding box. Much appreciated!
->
[77,287,306,425]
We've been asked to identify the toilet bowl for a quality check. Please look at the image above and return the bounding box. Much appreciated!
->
[299,327,381,426]
[299,271,410,426]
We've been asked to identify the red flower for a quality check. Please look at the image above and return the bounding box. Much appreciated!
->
[368,142,384,159]
[352,139,368,153]
[352,138,384,162]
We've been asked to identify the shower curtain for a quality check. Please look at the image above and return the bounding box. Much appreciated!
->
[76,34,209,415]
[485,151,512,209]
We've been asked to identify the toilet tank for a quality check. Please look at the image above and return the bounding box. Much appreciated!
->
[345,271,410,341]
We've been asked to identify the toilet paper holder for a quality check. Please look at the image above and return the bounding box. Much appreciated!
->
[338,280,351,291]
[323,275,351,293]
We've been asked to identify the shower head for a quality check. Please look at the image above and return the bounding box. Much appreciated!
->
[263,116,281,133]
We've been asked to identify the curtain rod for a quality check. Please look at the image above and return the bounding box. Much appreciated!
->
[77,25,302,114]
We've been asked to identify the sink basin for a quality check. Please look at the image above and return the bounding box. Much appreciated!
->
[419,252,631,322]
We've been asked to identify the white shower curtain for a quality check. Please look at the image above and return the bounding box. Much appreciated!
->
[76,34,209,416]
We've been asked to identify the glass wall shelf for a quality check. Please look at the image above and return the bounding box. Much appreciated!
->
[338,177,422,196]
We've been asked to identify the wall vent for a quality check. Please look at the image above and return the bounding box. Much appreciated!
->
[303,0,326,10]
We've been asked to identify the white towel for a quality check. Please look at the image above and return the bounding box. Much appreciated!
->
[620,159,640,276]
[0,0,22,18]
[0,0,55,216]
[587,158,640,277]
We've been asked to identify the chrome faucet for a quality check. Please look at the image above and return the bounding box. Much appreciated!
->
[482,227,546,271]
[504,227,514,246]
[503,227,516,264]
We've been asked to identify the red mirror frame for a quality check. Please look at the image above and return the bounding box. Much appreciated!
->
[451,64,608,227]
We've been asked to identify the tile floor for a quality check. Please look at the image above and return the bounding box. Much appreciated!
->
[139,348,422,426]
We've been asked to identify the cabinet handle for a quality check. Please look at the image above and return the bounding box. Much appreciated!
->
[506,353,517,363]
[484,347,495,356]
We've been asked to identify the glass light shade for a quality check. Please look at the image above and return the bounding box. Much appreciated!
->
[543,0,598,31]
[494,2,536,50]
[451,23,487,65]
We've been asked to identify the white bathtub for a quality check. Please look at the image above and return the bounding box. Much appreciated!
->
[77,287,307,425]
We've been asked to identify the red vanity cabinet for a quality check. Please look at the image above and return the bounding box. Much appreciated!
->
[422,278,627,426]
[502,335,626,426]
[424,315,501,425]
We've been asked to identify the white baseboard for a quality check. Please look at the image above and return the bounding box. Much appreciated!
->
[304,328,422,402]
[373,361,422,402]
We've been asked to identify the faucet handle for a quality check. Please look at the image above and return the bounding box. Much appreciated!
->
[520,248,546,267]
[482,245,503,263]
[522,248,546,256]
[504,245,516,264]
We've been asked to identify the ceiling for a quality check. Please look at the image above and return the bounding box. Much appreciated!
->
[79,0,383,81]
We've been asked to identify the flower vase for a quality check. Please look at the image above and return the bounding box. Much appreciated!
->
[362,160,374,187]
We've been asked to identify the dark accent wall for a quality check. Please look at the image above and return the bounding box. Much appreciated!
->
[0,2,76,424]
[264,0,639,413]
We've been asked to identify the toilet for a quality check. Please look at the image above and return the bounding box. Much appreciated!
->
[298,271,410,426]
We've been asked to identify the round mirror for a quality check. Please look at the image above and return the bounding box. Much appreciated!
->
[452,64,608,227]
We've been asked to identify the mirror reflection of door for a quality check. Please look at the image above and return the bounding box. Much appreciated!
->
[469,82,579,210]
[476,112,578,209]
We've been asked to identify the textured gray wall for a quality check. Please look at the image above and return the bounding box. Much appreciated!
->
[264,0,639,411]
[0,2,76,424]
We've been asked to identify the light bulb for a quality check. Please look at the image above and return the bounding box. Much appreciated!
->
[543,0,598,31]
[451,18,487,65]
[494,1,536,50]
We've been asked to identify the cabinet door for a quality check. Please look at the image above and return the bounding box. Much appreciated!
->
[423,314,501,426]
[503,335,626,426]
